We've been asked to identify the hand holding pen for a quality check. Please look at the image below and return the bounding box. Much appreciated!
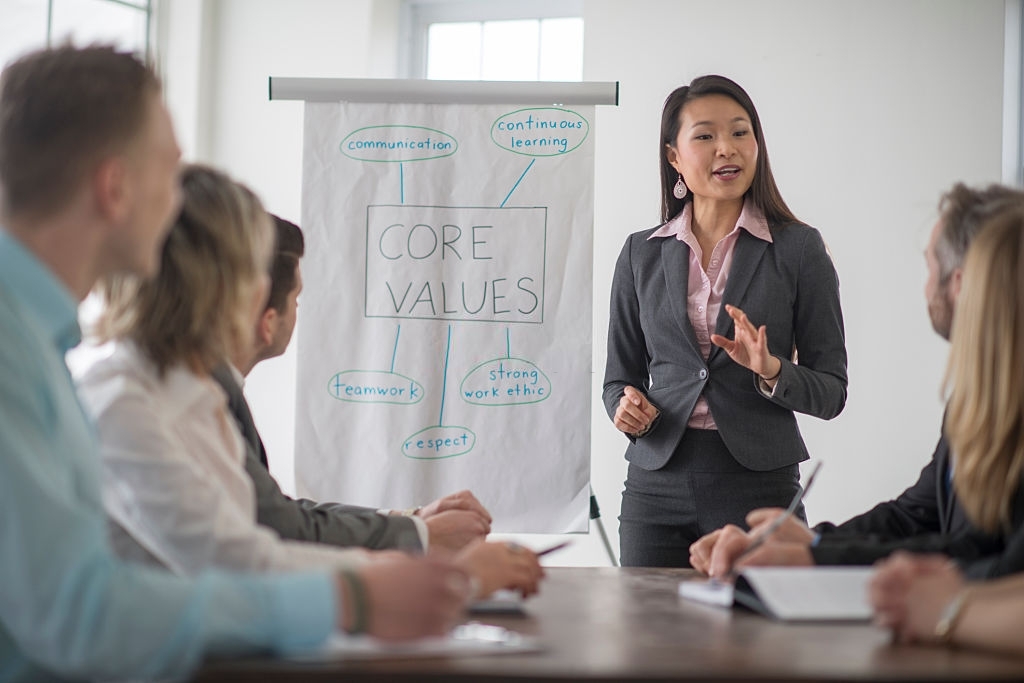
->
[706,461,822,580]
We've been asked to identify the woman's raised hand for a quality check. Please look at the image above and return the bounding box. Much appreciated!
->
[710,304,781,381]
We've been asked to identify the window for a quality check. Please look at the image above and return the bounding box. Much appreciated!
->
[0,0,154,375]
[0,0,152,71]
[1010,0,1024,185]
[402,0,583,81]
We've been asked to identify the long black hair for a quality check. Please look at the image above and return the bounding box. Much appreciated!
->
[659,75,797,226]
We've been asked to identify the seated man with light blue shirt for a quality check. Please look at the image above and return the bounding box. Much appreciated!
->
[690,183,1024,581]
[0,45,469,682]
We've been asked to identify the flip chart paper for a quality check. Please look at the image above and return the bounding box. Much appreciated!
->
[295,102,594,532]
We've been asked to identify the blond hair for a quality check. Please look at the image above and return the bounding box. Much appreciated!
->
[944,205,1024,533]
[101,164,272,376]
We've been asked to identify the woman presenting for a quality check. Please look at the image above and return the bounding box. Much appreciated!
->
[603,75,848,567]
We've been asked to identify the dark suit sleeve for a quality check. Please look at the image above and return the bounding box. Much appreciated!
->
[764,227,847,420]
[955,521,1024,579]
[212,363,424,552]
[808,435,1024,579]
[813,436,945,539]
[809,528,1016,579]
[809,436,947,567]
[602,234,654,432]
[810,534,945,567]
[940,466,1024,578]
[242,448,423,551]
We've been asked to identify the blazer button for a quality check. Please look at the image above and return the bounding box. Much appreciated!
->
[699,369,708,379]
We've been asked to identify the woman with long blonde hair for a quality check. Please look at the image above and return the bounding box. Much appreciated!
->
[82,164,371,573]
[944,205,1024,535]
[79,164,542,599]
[872,204,1024,654]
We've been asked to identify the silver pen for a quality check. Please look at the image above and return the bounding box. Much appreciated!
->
[722,460,822,580]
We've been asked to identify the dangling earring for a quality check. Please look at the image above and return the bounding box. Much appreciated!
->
[673,174,688,199]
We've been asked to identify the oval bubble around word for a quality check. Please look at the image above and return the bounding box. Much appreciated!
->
[327,370,424,405]
[341,125,458,162]
[460,357,551,406]
[490,107,589,157]
[401,425,477,460]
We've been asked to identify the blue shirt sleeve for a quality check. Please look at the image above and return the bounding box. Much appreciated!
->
[0,297,335,681]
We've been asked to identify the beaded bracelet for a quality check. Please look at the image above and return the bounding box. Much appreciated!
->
[339,569,369,635]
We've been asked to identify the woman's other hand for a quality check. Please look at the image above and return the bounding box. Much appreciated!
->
[613,386,660,436]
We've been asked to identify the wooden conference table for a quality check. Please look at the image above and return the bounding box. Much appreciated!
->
[191,567,1024,682]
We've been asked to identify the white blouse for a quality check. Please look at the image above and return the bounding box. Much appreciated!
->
[76,342,366,576]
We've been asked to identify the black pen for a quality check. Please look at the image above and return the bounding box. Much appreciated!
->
[723,460,822,579]
[535,541,572,557]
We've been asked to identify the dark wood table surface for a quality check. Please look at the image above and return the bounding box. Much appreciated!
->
[191,567,1024,682]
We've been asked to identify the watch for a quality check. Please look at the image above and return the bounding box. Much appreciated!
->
[934,590,969,644]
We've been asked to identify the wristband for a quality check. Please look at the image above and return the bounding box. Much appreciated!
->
[934,589,969,644]
[339,569,369,634]
[761,364,781,382]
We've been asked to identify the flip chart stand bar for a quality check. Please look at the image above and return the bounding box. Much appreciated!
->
[590,489,618,567]
[269,77,619,106]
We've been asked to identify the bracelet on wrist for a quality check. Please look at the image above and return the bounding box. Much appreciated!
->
[935,589,969,644]
[761,365,781,382]
[632,409,660,439]
[339,569,369,635]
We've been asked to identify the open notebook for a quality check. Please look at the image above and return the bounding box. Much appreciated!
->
[678,566,875,621]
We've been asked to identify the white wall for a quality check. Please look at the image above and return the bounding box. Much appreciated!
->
[583,0,1007,566]
[162,0,387,493]
[163,0,1012,566]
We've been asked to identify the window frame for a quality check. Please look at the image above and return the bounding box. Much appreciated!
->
[399,0,583,79]
[46,0,154,60]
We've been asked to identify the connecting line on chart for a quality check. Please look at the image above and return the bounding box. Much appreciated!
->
[500,159,535,208]
[390,324,401,373]
[506,328,511,358]
[438,324,452,424]
[399,162,405,204]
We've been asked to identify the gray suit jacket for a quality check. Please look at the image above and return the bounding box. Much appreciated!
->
[212,364,423,551]
[603,222,847,472]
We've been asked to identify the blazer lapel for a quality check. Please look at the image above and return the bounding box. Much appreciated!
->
[212,363,270,469]
[710,231,768,363]
[659,238,702,358]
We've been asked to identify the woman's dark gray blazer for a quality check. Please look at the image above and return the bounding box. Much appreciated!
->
[602,222,848,472]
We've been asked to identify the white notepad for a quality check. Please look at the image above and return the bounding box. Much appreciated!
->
[288,622,543,661]
[469,588,526,614]
[679,566,875,621]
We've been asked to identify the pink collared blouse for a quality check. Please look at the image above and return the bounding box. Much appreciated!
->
[648,199,773,429]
